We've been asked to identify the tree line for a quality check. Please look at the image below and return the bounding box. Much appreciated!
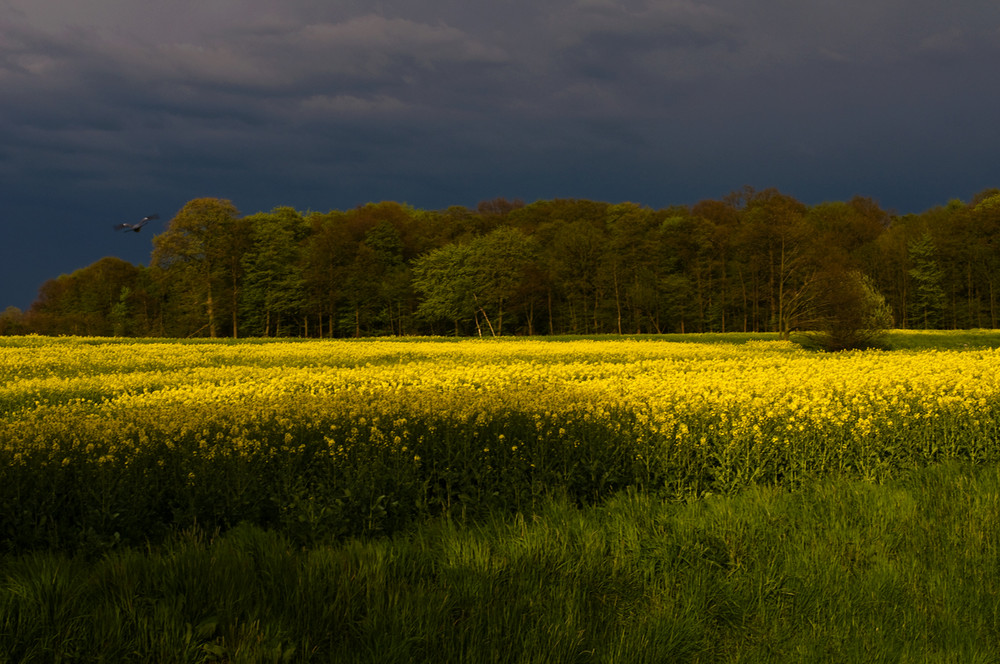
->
[5,187,999,340]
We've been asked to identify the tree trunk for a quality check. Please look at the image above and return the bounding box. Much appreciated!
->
[548,289,554,335]
[207,291,217,338]
[231,289,239,339]
[614,270,622,335]
[473,294,495,336]
[991,280,997,329]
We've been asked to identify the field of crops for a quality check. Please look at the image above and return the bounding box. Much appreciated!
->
[3,333,1000,554]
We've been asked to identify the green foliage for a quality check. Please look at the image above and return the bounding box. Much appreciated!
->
[20,187,1000,337]
[108,286,132,337]
[802,269,893,351]
[907,231,947,329]
[412,242,476,333]
[413,227,536,336]
[0,307,26,335]
[151,198,245,338]
[26,257,146,336]
[240,208,308,337]
[3,463,1000,661]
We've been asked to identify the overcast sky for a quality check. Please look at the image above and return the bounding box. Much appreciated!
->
[3,0,1000,311]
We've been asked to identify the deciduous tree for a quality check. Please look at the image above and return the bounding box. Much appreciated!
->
[240,207,308,337]
[152,198,245,337]
[906,231,947,329]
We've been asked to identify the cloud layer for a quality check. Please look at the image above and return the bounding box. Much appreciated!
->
[3,0,1000,308]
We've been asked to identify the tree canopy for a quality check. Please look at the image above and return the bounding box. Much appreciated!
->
[16,188,1000,341]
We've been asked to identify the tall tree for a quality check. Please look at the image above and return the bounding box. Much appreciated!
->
[411,227,537,336]
[0,307,25,335]
[412,242,477,335]
[27,257,142,335]
[906,231,947,329]
[604,203,662,334]
[692,198,742,332]
[152,198,245,337]
[240,207,308,337]
[741,189,817,338]
[969,192,1000,327]
[355,220,410,336]
[659,213,717,333]
[466,226,536,335]
[545,218,608,333]
[301,211,352,337]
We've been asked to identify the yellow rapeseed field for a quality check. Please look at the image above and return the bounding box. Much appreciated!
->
[2,336,999,546]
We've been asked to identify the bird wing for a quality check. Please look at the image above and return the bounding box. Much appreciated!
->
[113,214,158,232]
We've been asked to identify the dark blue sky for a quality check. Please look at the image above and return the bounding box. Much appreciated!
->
[3,0,1000,311]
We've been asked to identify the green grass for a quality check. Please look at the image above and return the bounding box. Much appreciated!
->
[7,329,1000,349]
[2,461,999,663]
[540,332,783,344]
[881,329,1000,350]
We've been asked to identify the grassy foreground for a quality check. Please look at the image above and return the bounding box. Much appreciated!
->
[2,461,999,663]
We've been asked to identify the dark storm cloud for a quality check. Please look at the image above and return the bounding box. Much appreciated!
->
[3,0,1000,309]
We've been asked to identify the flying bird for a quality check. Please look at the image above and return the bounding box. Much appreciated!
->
[113,214,159,233]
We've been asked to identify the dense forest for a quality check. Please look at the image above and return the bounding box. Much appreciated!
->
[4,187,999,338]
